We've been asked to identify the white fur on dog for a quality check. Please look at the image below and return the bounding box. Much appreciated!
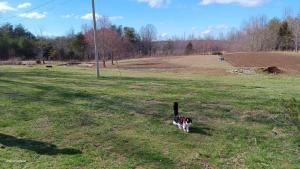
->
[173,120,191,133]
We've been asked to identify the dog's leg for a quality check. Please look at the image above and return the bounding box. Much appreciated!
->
[187,123,192,133]
[182,124,186,132]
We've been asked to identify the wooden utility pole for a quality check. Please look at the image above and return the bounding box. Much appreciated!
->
[92,0,100,78]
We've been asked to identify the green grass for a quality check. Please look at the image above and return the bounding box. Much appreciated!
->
[0,65,299,169]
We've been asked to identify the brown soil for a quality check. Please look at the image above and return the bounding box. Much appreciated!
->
[117,60,181,70]
[224,52,300,74]
[112,55,232,75]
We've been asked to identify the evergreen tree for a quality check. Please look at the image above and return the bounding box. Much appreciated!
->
[266,18,281,50]
[277,21,294,50]
[71,33,88,59]
[185,42,194,55]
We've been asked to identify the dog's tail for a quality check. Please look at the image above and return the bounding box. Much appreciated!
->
[173,102,179,116]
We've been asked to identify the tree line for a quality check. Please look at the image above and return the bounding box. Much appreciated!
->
[227,14,300,52]
[0,24,36,60]
[0,20,160,64]
[1,13,300,63]
[0,19,225,65]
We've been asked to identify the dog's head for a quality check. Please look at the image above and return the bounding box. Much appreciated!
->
[186,118,192,124]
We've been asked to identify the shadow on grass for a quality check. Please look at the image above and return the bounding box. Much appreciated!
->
[189,126,213,136]
[109,134,176,168]
[0,133,82,155]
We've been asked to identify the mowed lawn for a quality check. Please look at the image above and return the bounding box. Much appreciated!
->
[0,65,299,169]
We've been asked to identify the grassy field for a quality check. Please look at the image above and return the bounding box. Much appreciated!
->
[0,65,299,169]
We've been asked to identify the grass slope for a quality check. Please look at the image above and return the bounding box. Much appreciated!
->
[0,65,299,169]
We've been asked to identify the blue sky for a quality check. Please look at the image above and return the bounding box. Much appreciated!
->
[0,0,299,38]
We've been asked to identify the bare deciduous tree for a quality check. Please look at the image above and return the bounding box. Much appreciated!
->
[289,14,300,52]
[140,24,157,56]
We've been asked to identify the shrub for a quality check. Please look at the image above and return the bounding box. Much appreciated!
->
[185,42,194,55]
[212,51,223,55]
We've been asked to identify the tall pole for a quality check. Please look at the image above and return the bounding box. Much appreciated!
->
[92,0,100,79]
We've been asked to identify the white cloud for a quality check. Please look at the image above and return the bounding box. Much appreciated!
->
[36,30,54,37]
[62,14,80,19]
[158,33,169,40]
[137,0,170,8]
[18,12,47,19]
[17,2,31,9]
[200,0,268,7]
[62,14,73,18]
[109,16,124,20]
[215,24,229,29]
[161,33,168,37]
[81,13,102,20]
[201,24,229,36]
[81,13,123,21]
[0,2,15,12]
[201,29,211,35]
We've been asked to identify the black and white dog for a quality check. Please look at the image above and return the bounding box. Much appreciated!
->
[172,102,192,132]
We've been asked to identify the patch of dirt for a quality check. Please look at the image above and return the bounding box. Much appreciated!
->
[199,159,215,169]
[51,55,231,75]
[271,127,287,138]
[109,55,232,75]
[78,63,94,68]
[144,99,163,105]
[0,60,22,65]
[32,117,52,131]
[172,67,229,75]
[1,61,63,66]
[165,55,231,69]
[225,153,247,169]
[135,166,146,169]
[57,62,95,68]
[224,52,300,74]
[118,60,181,70]
[240,111,259,121]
